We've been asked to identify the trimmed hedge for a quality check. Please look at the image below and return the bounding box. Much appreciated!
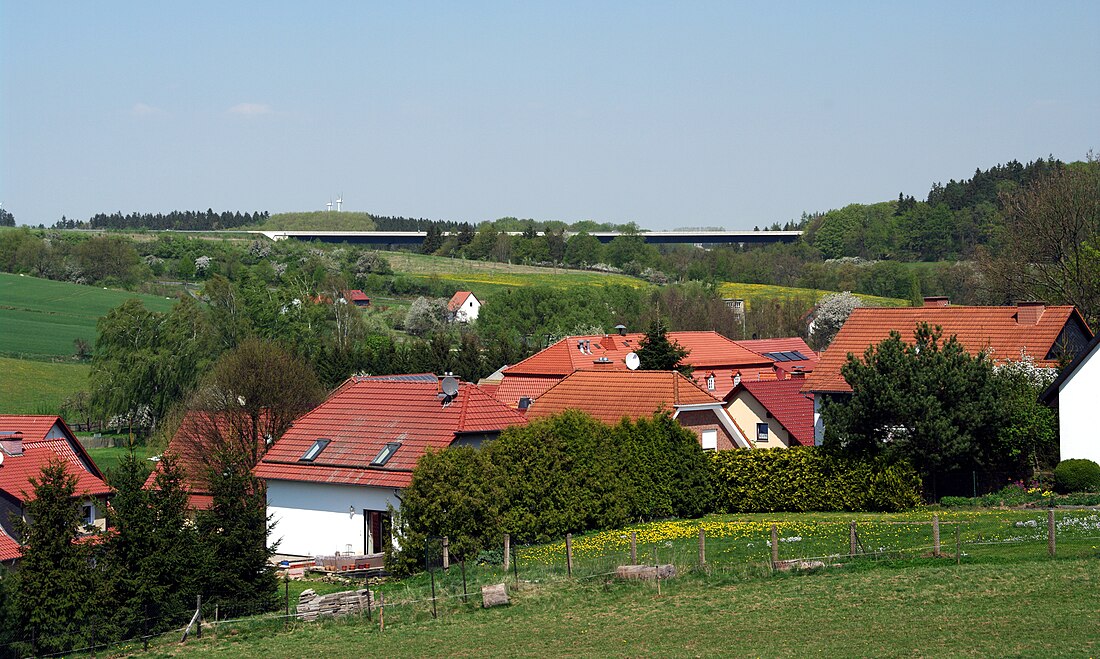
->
[1053,459,1100,494]
[712,447,921,512]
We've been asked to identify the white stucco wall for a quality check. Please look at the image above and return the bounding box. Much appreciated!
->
[813,395,825,446]
[266,479,401,557]
[1059,346,1099,464]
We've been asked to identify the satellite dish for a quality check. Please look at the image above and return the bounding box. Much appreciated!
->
[625,352,640,371]
[441,376,460,397]
[0,452,4,466]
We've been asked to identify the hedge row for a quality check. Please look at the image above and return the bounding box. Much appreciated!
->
[712,447,921,513]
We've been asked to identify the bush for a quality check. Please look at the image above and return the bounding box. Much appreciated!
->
[1053,459,1100,494]
[712,447,921,512]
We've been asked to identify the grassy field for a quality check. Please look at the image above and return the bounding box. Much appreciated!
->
[0,272,175,359]
[123,508,1100,657]
[0,355,89,414]
[84,443,159,476]
[257,212,378,231]
[717,282,908,309]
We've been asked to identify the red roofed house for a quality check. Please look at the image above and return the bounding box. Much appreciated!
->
[253,374,528,559]
[448,291,481,322]
[526,370,751,449]
[0,415,111,560]
[342,289,370,307]
[724,375,815,448]
[495,330,778,408]
[804,299,1093,443]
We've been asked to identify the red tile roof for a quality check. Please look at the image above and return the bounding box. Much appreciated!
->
[737,337,819,374]
[526,370,720,424]
[0,415,109,502]
[448,291,475,312]
[805,305,1090,393]
[729,379,815,446]
[344,289,370,303]
[0,527,20,562]
[254,377,528,489]
[492,375,563,407]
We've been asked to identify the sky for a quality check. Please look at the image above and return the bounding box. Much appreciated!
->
[2,2,1098,230]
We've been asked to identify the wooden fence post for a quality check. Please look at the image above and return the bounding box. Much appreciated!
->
[955,524,961,565]
[503,533,510,571]
[1048,509,1056,557]
[849,521,858,556]
[566,533,573,577]
[630,531,637,565]
[770,524,779,568]
[932,514,941,558]
[443,536,450,570]
[699,527,706,566]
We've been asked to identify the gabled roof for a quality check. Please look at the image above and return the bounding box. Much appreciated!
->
[343,289,370,303]
[727,378,815,446]
[1040,332,1100,405]
[504,331,772,377]
[448,291,476,312]
[0,526,20,562]
[0,415,109,502]
[738,337,819,374]
[805,305,1091,394]
[526,370,720,424]
[254,376,528,489]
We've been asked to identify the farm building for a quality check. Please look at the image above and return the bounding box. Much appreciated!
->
[342,289,370,307]
[253,374,527,560]
[525,369,750,449]
[1041,333,1100,464]
[804,299,1094,443]
[0,415,111,560]
[448,291,481,322]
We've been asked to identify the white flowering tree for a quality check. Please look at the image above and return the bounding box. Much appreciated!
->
[807,291,863,350]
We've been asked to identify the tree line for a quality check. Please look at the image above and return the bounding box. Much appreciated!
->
[53,209,270,231]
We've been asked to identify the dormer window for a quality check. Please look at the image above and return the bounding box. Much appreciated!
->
[300,438,331,462]
[706,373,716,391]
[371,442,401,467]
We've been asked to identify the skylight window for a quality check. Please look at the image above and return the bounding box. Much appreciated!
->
[300,438,331,462]
[371,442,401,467]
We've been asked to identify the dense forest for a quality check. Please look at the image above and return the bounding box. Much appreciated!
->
[52,209,270,231]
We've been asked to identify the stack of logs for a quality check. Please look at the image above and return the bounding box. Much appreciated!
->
[296,588,375,622]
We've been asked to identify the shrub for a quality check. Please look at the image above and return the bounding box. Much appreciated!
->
[712,447,920,513]
[1053,459,1100,494]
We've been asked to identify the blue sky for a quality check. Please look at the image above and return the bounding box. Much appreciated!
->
[2,1,1097,230]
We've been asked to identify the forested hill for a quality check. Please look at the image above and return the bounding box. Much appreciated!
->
[53,209,269,231]
[803,157,1069,262]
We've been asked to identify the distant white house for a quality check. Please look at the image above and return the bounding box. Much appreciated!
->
[448,291,481,322]
[1041,334,1100,464]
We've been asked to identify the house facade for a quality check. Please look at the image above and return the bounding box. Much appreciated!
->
[0,415,111,555]
[253,374,527,559]
[724,376,814,448]
[804,299,1094,443]
[448,291,481,322]
[1041,334,1100,464]
[525,369,750,449]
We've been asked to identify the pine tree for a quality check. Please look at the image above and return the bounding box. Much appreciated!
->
[636,318,691,375]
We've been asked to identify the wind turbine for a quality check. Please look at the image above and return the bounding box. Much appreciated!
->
[335,194,343,212]
[325,199,333,212]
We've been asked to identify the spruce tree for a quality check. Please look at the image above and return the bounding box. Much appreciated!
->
[636,318,691,375]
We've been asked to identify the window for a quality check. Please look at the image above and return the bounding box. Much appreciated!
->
[756,423,769,442]
[371,442,401,467]
[701,429,718,451]
[82,504,95,526]
[300,438,331,462]
[706,374,715,391]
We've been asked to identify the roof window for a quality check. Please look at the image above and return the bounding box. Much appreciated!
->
[762,351,808,362]
[300,438,331,462]
[371,442,401,467]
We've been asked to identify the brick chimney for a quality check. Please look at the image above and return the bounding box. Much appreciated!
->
[0,431,23,456]
[1016,300,1046,325]
[923,296,950,307]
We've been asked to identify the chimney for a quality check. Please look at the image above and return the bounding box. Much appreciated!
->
[923,296,950,307]
[0,431,23,456]
[615,324,627,336]
[1016,300,1046,325]
[790,367,806,379]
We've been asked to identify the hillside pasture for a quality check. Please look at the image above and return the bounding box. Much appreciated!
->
[718,281,908,309]
[0,355,89,414]
[0,272,174,359]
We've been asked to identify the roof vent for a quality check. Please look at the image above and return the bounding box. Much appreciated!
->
[518,397,532,411]
[1016,300,1046,326]
[0,431,23,457]
[615,324,627,336]
[923,296,950,307]
[593,356,612,365]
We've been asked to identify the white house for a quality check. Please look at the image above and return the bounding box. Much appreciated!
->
[1041,334,1100,464]
[252,374,527,560]
[448,291,481,323]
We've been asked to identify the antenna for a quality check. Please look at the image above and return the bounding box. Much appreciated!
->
[335,194,343,212]
[441,376,460,397]
[625,352,640,370]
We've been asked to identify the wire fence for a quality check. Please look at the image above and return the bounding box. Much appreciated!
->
[2,507,1097,656]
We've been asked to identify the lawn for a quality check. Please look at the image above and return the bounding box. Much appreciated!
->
[84,443,159,476]
[0,272,175,359]
[717,281,908,308]
[0,355,89,414]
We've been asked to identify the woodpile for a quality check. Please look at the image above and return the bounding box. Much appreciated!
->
[481,583,510,608]
[615,564,677,580]
[296,588,374,622]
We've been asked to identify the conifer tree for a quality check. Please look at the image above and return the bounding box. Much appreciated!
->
[636,317,691,375]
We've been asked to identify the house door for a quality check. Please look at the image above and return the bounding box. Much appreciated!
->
[364,510,391,555]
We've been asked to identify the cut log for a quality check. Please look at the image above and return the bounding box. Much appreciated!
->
[615,564,676,581]
[481,583,510,608]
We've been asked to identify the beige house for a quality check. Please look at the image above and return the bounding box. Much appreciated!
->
[723,377,814,449]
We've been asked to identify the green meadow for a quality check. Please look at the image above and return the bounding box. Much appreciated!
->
[717,281,908,308]
[0,355,89,414]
